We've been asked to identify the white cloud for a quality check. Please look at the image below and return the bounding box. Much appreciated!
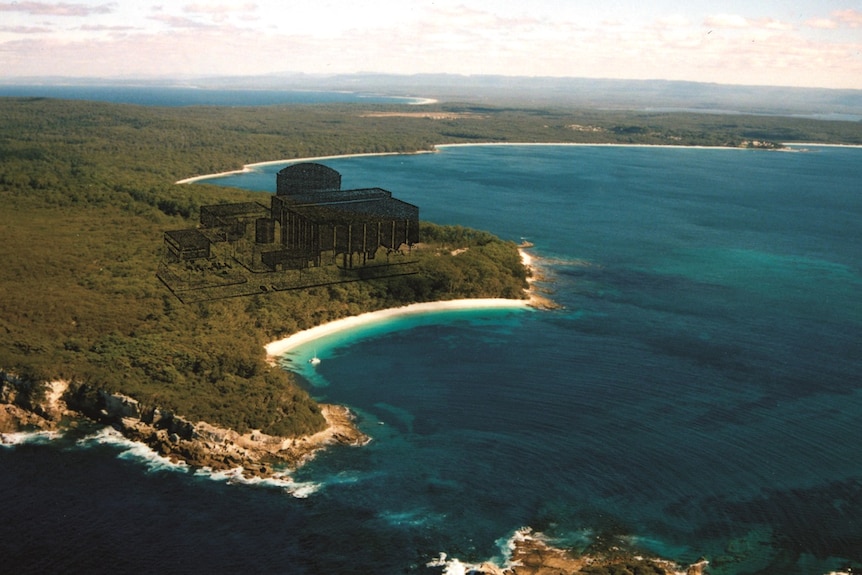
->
[805,18,838,30]
[0,1,115,16]
[834,8,862,28]
[78,23,139,32]
[763,19,793,31]
[0,1,860,89]
[183,2,258,13]
[148,13,218,29]
[704,14,794,32]
[0,24,53,33]
[655,14,691,29]
[806,18,838,30]
[704,14,751,29]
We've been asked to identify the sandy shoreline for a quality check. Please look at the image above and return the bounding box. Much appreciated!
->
[176,138,862,186]
[175,150,436,184]
[175,140,809,185]
[265,297,530,361]
[265,244,547,361]
[436,141,773,151]
[782,142,862,148]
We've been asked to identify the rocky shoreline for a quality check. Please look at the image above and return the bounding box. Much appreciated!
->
[0,371,368,479]
[2,373,713,574]
[433,528,709,575]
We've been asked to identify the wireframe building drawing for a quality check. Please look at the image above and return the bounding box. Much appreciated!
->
[268,163,419,270]
[159,163,420,302]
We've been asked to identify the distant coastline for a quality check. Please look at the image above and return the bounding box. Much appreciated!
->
[0,84,428,107]
[175,150,435,184]
[782,142,862,148]
[176,141,783,185]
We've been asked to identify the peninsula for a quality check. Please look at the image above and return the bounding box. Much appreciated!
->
[0,97,541,478]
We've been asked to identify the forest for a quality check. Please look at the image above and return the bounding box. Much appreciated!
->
[1,97,860,436]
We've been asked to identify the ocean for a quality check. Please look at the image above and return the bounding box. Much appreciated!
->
[0,85,424,106]
[3,144,861,574]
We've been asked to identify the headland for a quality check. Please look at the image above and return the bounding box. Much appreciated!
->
[0,374,367,480]
[2,241,548,481]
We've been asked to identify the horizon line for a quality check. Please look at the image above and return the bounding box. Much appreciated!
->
[2,73,861,93]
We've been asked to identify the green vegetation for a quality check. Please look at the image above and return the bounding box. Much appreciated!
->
[0,98,533,435]
[1,97,859,435]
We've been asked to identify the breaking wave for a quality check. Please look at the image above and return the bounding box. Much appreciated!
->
[0,429,62,446]
[193,466,323,498]
[75,427,189,474]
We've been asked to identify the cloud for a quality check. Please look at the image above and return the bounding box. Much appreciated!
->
[704,14,751,29]
[704,14,793,32]
[1,2,860,90]
[804,9,862,31]
[654,14,691,29]
[0,24,53,33]
[146,3,259,27]
[148,13,218,29]
[762,19,793,32]
[78,24,138,32]
[0,1,115,16]
[183,2,257,14]
[834,9,862,28]
[805,18,838,30]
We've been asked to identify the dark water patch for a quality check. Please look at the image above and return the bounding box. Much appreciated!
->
[714,479,862,569]
[0,443,313,575]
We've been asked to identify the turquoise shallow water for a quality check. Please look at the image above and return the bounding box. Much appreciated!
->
[3,145,861,574]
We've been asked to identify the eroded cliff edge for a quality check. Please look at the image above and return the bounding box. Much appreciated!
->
[0,370,367,478]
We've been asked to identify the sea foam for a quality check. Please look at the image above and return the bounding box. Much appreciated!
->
[76,427,188,474]
[193,466,322,498]
[74,427,325,497]
[426,552,482,575]
[0,429,61,446]
[427,528,533,575]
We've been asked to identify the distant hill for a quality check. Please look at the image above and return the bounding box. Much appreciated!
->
[199,73,862,119]
[6,72,862,121]
[4,73,861,120]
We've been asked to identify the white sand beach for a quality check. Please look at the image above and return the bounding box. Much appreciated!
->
[176,140,784,185]
[175,150,435,185]
[175,151,553,361]
[434,141,757,151]
[265,297,529,361]
[264,246,547,362]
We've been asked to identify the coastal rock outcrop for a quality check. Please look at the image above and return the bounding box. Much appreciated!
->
[443,528,710,575]
[0,371,72,431]
[0,370,367,478]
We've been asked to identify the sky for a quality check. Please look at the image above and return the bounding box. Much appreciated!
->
[1,0,861,89]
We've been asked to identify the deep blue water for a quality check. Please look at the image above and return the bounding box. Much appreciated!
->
[0,85,422,106]
[3,145,862,574]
